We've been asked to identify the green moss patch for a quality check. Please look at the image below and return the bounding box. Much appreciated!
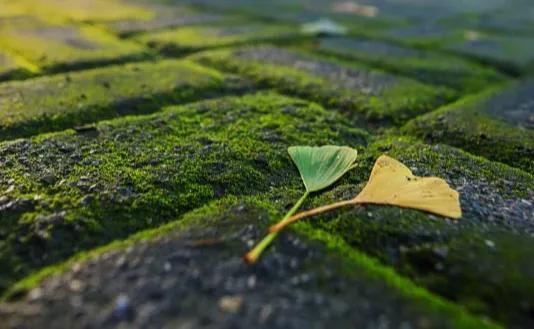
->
[0,59,250,140]
[299,136,533,328]
[3,196,500,329]
[101,3,235,37]
[403,80,534,173]
[135,22,301,54]
[442,31,534,75]
[3,0,153,23]
[0,50,35,81]
[313,36,506,92]
[0,91,368,294]
[192,46,455,125]
[0,16,148,72]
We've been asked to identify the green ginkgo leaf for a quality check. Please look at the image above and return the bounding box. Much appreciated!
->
[244,145,358,264]
[288,145,358,192]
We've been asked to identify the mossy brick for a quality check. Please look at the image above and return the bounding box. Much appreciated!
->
[306,0,503,27]
[0,59,249,140]
[193,46,455,125]
[0,16,148,72]
[312,36,506,93]
[442,32,534,75]
[301,136,533,328]
[1,0,153,23]
[102,3,233,37]
[0,51,35,81]
[164,0,310,19]
[375,23,464,48]
[452,4,534,36]
[163,0,397,33]
[2,197,500,329]
[0,92,369,294]
[403,79,534,173]
[135,22,300,54]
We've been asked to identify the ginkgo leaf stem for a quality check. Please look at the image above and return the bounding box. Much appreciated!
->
[244,191,310,264]
[269,198,361,233]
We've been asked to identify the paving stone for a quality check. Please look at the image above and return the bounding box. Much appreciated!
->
[403,79,534,172]
[0,16,147,72]
[305,137,534,328]
[375,23,462,48]
[454,3,534,35]
[314,36,506,92]
[102,3,232,37]
[1,198,498,329]
[0,59,249,139]
[173,0,396,35]
[1,1,533,328]
[0,92,369,294]
[193,46,455,125]
[443,32,534,75]
[0,0,153,23]
[136,23,300,54]
[0,51,35,81]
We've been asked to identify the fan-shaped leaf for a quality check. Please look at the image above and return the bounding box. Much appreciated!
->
[353,155,462,218]
[288,145,358,193]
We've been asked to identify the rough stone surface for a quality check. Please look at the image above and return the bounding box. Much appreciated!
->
[315,36,505,92]
[0,1,533,329]
[0,51,33,81]
[444,33,534,74]
[103,4,231,36]
[0,59,249,139]
[0,92,368,293]
[404,79,534,172]
[136,23,299,54]
[194,46,454,125]
[304,137,534,328]
[3,201,495,329]
[0,16,147,71]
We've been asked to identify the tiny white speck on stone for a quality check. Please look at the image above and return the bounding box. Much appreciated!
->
[247,275,256,289]
[114,294,130,314]
[29,288,42,301]
[164,262,172,272]
[69,279,83,292]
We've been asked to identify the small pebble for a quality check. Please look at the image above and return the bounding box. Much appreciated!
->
[113,294,131,318]
[218,295,243,313]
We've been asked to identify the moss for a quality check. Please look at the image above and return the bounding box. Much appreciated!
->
[293,136,533,328]
[372,25,465,49]
[0,51,36,81]
[442,31,534,75]
[0,91,369,294]
[2,195,255,301]
[5,195,501,328]
[311,36,506,93]
[0,0,154,23]
[192,46,456,126]
[403,81,534,173]
[101,4,234,37]
[297,224,502,329]
[0,59,250,140]
[135,22,301,54]
[0,17,149,72]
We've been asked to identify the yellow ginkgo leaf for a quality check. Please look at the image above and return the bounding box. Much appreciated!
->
[353,155,462,218]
